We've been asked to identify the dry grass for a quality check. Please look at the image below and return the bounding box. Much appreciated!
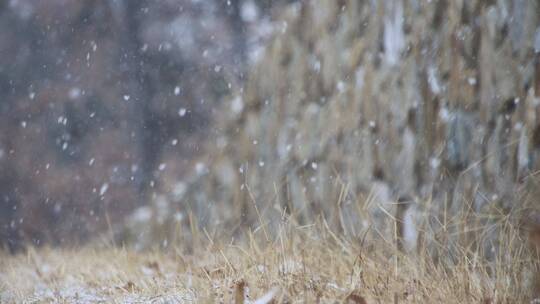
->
[1,216,537,304]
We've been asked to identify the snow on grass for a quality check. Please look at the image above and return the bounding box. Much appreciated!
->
[0,220,536,303]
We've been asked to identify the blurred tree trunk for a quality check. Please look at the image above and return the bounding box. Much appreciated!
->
[123,0,159,202]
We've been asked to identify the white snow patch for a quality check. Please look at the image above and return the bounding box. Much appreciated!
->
[256,264,267,273]
[174,212,184,222]
[195,162,206,175]
[438,106,450,122]
[383,1,405,66]
[132,206,153,223]
[172,182,187,202]
[402,205,418,252]
[231,96,244,114]
[337,81,346,93]
[58,116,67,125]
[99,183,109,196]
[281,21,288,33]
[326,282,346,292]
[427,66,441,94]
[178,108,187,117]
[69,87,81,100]
[429,157,440,169]
[252,288,279,304]
[241,1,258,22]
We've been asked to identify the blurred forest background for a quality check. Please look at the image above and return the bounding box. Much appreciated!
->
[0,0,292,250]
[1,0,540,256]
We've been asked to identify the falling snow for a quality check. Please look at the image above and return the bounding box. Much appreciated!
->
[99,183,109,196]
[178,108,187,117]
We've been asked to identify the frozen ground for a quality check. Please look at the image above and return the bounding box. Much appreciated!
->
[0,225,534,303]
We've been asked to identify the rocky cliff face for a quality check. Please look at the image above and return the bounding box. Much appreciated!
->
[149,0,540,253]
